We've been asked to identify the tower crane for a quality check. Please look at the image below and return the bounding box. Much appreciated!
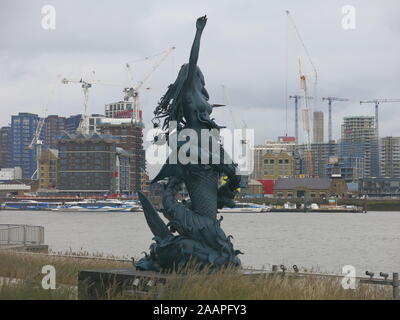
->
[299,61,313,177]
[322,97,349,143]
[61,78,92,134]
[221,84,247,145]
[124,46,175,123]
[322,97,349,156]
[289,95,313,145]
[286,10,318,110]
[28,109,47,180]
[359,99,400,139]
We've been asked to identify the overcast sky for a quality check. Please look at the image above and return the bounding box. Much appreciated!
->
[1,0,399,147]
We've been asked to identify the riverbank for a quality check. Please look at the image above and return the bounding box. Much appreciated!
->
[239,198,400,211]
[0,251,392,300]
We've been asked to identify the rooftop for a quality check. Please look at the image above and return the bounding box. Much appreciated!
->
[274,177,331,190]
[58,132,119,142]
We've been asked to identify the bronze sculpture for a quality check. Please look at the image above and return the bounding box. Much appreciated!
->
[136,15,245,272]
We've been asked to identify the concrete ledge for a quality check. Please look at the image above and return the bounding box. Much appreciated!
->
[77,267,268,300]
[0,244,48,253]
[78,268,173,300]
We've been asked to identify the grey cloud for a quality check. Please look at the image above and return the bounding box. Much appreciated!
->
[0,0,399,146]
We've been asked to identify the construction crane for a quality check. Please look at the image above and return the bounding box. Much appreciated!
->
[124,46,175,122]
[221,84,238,127]
[299,61,313,177]
[322,97,349,156]
[322,97,349,143]
[286,10,318,110]
[221,84,248,145]
[28,111,46,179]
[289,95,313,145]
[61,78,92,134]
[360,99,400,139]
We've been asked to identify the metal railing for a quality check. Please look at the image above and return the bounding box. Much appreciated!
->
[0,224,44,246]
[268,264,399,300]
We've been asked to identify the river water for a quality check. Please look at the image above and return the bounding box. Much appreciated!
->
[1,210,399,274]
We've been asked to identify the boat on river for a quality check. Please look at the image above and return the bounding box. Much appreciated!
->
[0,200,62,211]
[1,199,142,212]
[50,199,142,212]
[218,202,271,213]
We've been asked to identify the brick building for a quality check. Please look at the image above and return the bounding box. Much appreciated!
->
[98,119,145,193]
[273,177,347,199]
[57,133,130,194]
[38,149,59,190]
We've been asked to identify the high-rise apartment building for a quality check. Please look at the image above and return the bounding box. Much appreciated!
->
[105,100,142,122]
[380,136,400,178]
[65,115,82,134]
[42,115,66,149]
[340,116,379,178]
[0,127,11,169]
[297,142,338,178]
[11,113,39,178]
[313,111,324,144]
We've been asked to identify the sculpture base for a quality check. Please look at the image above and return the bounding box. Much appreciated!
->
[78,268,267,300]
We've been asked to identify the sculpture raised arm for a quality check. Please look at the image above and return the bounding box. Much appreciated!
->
[186,15,207,84]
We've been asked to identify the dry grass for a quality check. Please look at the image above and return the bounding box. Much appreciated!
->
[0,282,76,300]
[154,267,391,300]
[145,266,391,300]
[0,251,393,300]
[0,250,131,286]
